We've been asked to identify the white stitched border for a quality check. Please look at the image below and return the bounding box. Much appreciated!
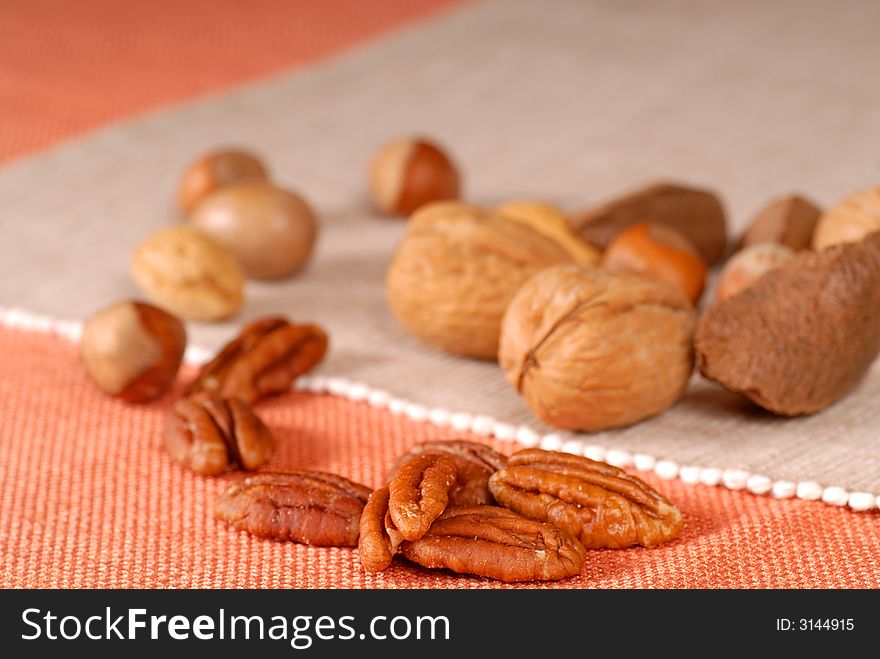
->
[3,305,877,513]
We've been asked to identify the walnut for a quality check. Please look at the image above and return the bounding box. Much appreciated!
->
[499,262,696,431]
[386,202,572,359]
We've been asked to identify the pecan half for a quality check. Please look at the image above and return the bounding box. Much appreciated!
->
[215,471,372,546]
[358,486,405,573]
[388,454,457,541]
[489,449,682,549]
[190,316,328,405]
[400,506,585,582]
[163,390,273,475]
[388,440,508,507]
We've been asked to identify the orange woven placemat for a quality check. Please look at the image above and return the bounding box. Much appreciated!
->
[0,327,878,589]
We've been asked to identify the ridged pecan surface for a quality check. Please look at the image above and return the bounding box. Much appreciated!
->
[163,390,273,475]
[400,506,586,582]
[387,440,507,507]
[190,316,328,404]
[489,449,682,548]
[215,471,372,546]
[388,454,457,541]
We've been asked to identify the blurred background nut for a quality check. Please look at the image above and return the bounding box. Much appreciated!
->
[714,243,793,303]
[386,202,572,359]
[189,182,318,280]
[742,194,821,251]
[569,182,728,265]
[81,300,186,403]
[602,222,707,305]
[177,148,269,215]
[495,200,600,263]
[812,187,880,250]
[499,263,696,431]
[368,136,460,216]
[131,226,245,321]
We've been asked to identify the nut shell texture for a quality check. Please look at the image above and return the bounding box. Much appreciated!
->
[177,148,268,215]
[813,187,880,251]
[386,202,572,358]
[369,138,460,216]
[130,226,244,321]
[499,263,696,431]
[190,182,318,280]
[696,231,880,415]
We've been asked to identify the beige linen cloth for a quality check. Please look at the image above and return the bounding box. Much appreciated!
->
[1,0,878,496]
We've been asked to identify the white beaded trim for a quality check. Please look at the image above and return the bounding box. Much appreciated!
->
[3,305,877,513]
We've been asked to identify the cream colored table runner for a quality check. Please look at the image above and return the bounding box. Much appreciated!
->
[1,0,878,505]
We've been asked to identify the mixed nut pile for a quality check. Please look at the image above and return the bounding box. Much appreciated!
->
[77,137,880,583]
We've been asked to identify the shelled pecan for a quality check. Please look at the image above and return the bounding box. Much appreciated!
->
[358,487,404,573]
[489,449,682,549]
[400,506,586,582]
[163,390,273,475]
[387,440,508,507]
[388,454,457,541]
[215,471,372,546]
[190,316,328,405]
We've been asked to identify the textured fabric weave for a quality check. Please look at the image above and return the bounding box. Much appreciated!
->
[1,328,878,589]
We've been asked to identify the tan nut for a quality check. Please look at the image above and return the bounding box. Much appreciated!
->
[499,263,696,431]
[714,243,794,302]
[602,222,707,305]
[813,187,880,251]
[386,202,572,358]
[177,148,268,215]
[130,226,245,321]
[189,182,318,280]
[496,201,600,263]
[742,194,821,251]
[81,301,186,403]
[368,137,460,216]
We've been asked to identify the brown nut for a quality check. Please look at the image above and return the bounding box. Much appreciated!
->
[696,231,880,415]
[386,202,572,358]
[742,194,821,251]
[358,487,404,573]
[714,243,794,302]
[602,222,707,305]
[368,137,460,216]
[499,263,696,431]
[388,454,457,541]
[399,506,586,582]
[130,226,245,321]
[570,182,728,265]
[496,201,600,263]
[387,440,508,507]
[190,316,328,405]
[80,301,186,403]
[177,148,269,215]
[215,471,372,546]
[163,391,273,475]
[189,182,318,280]
[489,449,683,549]
[813,187,880,251]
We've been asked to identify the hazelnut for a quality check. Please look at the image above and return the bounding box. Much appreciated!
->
[368,137,460,216]
[602,222,707,305]
[81,301,186,403]
[696,232,880,416]
[570,182,728,265]
[812,187,880,251]
[714,243,793,303]
[495,200,600,263]
[130,226,245,321]
[386,202,572,359]
[499,263,696,431]
[177,148,269,215]
[189,182,319,280]
[742,194,821,251]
